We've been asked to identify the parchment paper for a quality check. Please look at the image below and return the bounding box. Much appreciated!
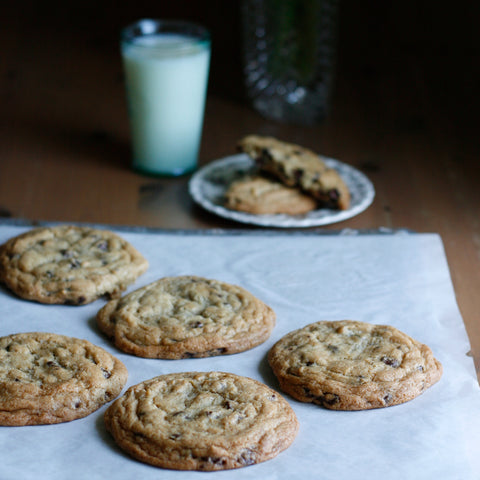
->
[0,225,478,480]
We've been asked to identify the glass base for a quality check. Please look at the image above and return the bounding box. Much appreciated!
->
[251,93,330,126]
[133,163,197,178]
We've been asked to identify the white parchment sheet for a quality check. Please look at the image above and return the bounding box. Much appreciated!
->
[0,225,479,480]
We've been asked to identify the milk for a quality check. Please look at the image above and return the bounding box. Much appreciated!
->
[122,33,210,176]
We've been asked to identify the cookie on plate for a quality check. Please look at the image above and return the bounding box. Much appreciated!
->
[0,332,128,425]
[224,175,317,215]
[268,320,442,410]
[0,225,148,305]
[97,275,275,359]
[238,135,350,210]
[104,371,298,470]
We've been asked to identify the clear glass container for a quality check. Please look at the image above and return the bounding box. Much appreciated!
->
[121,19,210,176]
[241,0,339,125]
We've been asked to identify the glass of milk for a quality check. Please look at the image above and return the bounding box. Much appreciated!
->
[121,19,211,176]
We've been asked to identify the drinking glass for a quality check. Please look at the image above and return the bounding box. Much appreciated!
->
[241,0,339,125]
[121,19,211,176]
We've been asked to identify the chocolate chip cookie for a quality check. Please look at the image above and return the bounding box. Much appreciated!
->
[96,275,275,359]
[238,135,350,210]
[0,225,148,305]
[268,320,442,410]
[104,371,298,470]
[224,175,317,215]
[0,332,128,425]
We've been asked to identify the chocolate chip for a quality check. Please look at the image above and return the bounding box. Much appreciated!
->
[303,387,340,407]
[183,347,227,358]
[70,259,81,269]
[327,344,339,353]
[201,456,226,467]
[77,296,86,304]
[328,189,339,201]
[322,393,340,406]
[261,148,271,158]
[206,348,227,356]
[381,356,400,368]
[383,393,393,404]
[224,401,233,410]
[256,148,273,166]
[294,168,304,180]
[238,449,256,466]
[96,240,108,251]
[190,321,203,328]
[60,249,74,258]
[101,368,112,379]
[303,387,315,398]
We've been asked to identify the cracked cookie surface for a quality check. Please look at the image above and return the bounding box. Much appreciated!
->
[0,332,128,425]
[104,371,298,470]
[238,135,350,210]
[224,175,317,215]
[97,275,276,359]
[268,320,442,410]
[0,225,148,305]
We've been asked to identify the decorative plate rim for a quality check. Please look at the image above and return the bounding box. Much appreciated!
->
[189,154,375,228]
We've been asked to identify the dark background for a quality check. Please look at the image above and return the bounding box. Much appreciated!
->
[3,1,479,145]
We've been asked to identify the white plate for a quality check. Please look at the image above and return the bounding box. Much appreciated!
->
[189,154,375,227]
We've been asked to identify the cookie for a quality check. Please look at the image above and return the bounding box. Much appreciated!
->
[0,225,148,305]
[97,275,275,359]
[238,135,350,210]
[268,320,442,410]
[104,371,298,470]
[0,332,128,425]
[224,175,317,215]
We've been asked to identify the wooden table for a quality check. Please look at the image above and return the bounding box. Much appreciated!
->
[1,2,479,380]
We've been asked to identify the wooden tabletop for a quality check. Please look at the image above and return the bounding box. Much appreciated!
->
[1,2,479,380]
